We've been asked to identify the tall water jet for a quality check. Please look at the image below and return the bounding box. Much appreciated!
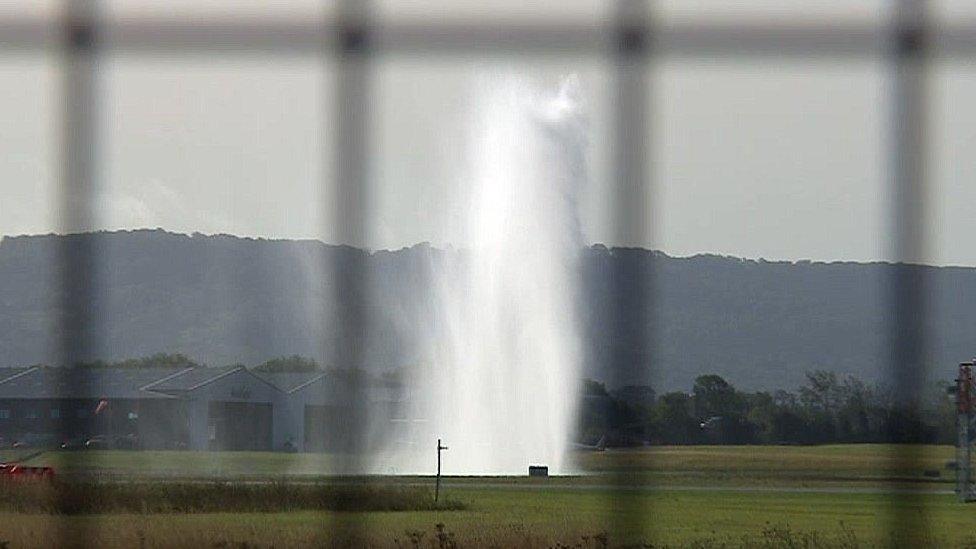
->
[397,75,587,475]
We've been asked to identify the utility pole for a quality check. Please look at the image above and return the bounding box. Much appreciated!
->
[435,438,448,503]
[956,362,975,501]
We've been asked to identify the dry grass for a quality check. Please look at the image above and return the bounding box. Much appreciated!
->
[0,480,463,514]
[575,444,955,483]
[0,513,962,548]
[0,446,968,547]
[3,445,955,488]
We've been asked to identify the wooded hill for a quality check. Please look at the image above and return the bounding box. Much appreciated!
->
[1,229,970,390]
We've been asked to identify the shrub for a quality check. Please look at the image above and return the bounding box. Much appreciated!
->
[0,480,465,514]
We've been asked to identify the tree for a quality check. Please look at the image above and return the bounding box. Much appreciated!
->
[581,379,610,398]
[253,355,321,373]
[744,391,776,442]
[692,374,743,419]
[798,371,841,415]
[651,392,699,444]
[578,379,612,443]
[613,385,656,409]
[797,371,843,442]
[834,375,874,442]
[76,353,201,369]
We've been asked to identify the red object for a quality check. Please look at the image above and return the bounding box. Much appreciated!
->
[959,364,974,414]
[0,464,55,480]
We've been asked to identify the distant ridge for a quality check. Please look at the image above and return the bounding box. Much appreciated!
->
[0,229,971,390]
[4,227,965,268]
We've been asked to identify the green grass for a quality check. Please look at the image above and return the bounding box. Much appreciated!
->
[3,444,956,488]
[0,449,337,477]
[575,444,956,487]
[0,445,970,547]
[0,487,972,547]
[0,481,463,514]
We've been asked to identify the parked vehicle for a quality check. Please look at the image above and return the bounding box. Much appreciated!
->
[84,435,108,449]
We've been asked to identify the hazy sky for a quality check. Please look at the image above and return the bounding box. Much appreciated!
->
[2,1,976,266]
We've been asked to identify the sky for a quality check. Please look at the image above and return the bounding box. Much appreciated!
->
[1,1,976,266]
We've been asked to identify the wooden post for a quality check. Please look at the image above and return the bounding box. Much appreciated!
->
[435,438,448,502]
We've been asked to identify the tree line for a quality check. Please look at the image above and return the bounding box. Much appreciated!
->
[45,353,961,446]
[66,354,316,373]
[579,371,957,446]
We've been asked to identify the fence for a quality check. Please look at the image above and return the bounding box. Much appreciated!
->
[0,0,973,545]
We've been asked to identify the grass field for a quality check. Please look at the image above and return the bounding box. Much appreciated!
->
[577,444,957,487]
[0,445,971,547]
[3,444,958,487]
[0,488,972,547]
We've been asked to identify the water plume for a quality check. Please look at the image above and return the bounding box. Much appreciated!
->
[393,74,588,475]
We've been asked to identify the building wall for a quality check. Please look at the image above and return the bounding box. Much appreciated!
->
[180,369,287,451]
[0,371,403,453]
[287,378,402,453]
[0,398,187,448]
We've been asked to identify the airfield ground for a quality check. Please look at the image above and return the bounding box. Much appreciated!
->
[0,445,973,547]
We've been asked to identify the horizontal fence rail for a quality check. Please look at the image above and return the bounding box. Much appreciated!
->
[0,0,958,545]
[0,17,975,58]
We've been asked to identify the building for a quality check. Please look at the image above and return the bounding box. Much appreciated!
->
[269,371,404,452]
[0,366,401,452]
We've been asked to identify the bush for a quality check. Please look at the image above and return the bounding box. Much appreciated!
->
[0,480,465,514]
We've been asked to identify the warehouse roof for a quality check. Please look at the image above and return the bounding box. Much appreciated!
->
[141,364,245,394]
[0,368,30,384]
[288,372,404,403]
[255,372,325,393]
[0,366,400,402]
[0,367,189,399]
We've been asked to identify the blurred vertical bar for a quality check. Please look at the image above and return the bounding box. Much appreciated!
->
[330,0,372,543]
[611,0,652,543]
[59,0,99,546]
[888,0,929,544]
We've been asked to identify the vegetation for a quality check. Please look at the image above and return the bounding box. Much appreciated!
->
[579,371,954,447]
[0,481,461,514]
[253,355,322,373]
[6,230,976,391]
[0,446,968,546]
[72,353,201,369]
[3,450,338,478]
[0,488,971,547]
[575,444,954,487]
[0,445,955,489]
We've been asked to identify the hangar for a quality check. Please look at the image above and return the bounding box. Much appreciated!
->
[263,371,403,452]
[0,365,400,452]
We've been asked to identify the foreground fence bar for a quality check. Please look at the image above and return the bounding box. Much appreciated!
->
[0,0,964,545]
[57,0,101,547]
[609,0,654,542]
[326,0,373,544]
[887,0,932,543]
